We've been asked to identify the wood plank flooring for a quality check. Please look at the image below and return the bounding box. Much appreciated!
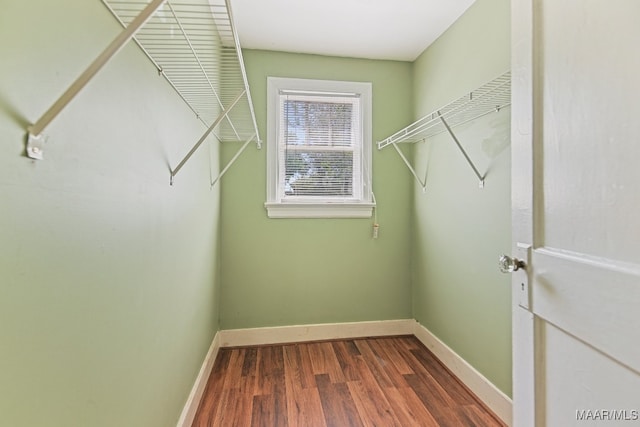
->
[192,336,505,427]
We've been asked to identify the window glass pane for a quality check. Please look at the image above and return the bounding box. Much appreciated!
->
[284,151,353,196]
[280,94,359,199]
[284,100,354,147]
[266,77,372,216]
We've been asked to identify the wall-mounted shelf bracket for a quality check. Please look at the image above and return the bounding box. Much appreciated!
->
[26,133,47,160]
[438,112,485,188]
[210,134,256,188]
[377,71,510,191]
[25,0,168,159]
[391,143,427,192]
[170,90,247,185]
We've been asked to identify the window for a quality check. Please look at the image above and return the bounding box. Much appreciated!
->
[265,77,374,218]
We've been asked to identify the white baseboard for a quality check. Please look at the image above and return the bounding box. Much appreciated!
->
[176,332,221,427]
[219,319,415,347]
[412,321,513,426]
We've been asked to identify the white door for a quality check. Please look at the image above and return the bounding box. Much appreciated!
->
[510,1,640,426]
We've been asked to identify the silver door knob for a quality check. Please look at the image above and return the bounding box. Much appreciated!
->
[499,254,526,273]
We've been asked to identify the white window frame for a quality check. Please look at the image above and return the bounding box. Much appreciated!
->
[265,77,374,219]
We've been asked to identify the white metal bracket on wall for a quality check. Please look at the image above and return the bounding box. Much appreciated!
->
[26,0,261,188]
[26,0,168,159]
[170,89,246,185]
[210,133,256,188]
[391,142,427,192]
[377,71,511,190]
[438,112,485,188]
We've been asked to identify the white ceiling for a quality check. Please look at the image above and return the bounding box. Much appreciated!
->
[228,0,475,62]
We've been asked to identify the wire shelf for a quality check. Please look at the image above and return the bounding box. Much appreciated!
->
[377,71,510,150]
[102,0,259,144]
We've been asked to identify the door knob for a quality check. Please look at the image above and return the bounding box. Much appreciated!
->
[499,254,526,273]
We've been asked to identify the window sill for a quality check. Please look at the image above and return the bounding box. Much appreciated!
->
[265,202,375,219]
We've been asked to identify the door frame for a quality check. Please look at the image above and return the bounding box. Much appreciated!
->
[511,0,539,425]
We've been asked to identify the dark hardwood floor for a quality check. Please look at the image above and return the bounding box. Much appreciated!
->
[192,335,505,426]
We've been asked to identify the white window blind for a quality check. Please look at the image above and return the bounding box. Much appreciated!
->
[278,91,362,201]
[265,77,373,219]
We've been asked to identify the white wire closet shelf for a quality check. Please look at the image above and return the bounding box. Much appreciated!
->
[377,71,511,190]
[102,0,260,184]
[102,0,258,141]
[377,71,511,150]
[26,0,259,186]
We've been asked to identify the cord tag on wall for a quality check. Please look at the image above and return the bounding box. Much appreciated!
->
[372,223,379,239]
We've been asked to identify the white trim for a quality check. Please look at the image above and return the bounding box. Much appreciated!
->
[412,322,513,426]
[266,77,373,219]
[176,332,221,427]
[264,202,375,218]
[219,319,414,347]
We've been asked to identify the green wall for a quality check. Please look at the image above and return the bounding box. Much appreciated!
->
[411,0,512,395]
[219,50,414,329]
[1,1,513,424]
[220,1,512,397]
[0,1,222,426]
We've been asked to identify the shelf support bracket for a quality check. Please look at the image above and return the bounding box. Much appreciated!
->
[170,89,246,185]
[392,142,427,192]
[210,134,256,188]
[437,112,485,188]
[26,0,168,159]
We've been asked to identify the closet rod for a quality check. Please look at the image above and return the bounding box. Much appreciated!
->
[438,112,485,188]
[170,89,246,185]
[26,0,168,159]
[210,133,256,188]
